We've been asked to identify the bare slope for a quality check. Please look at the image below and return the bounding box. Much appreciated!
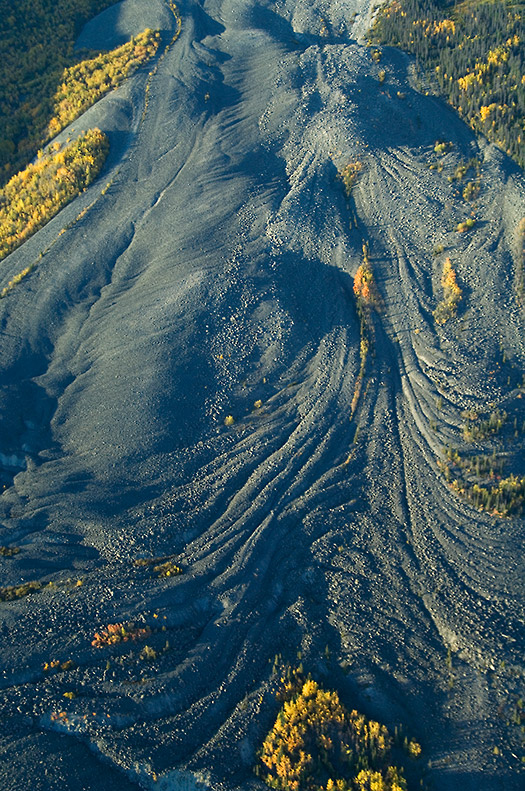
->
[0,0,523,789]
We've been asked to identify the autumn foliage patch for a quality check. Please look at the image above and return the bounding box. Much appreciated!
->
[92,622,151,648]
[0,128,108,263]
[258,677,414,791]
[433,257,462,325]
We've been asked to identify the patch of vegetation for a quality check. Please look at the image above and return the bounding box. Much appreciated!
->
[44,29,160,143]
[0,545,20,557]
[0,580,42,601]
[433,257,462,324]
[353,246,381,310]
[0,128,109,265]
[442,446,503,477]
[91,622,152,648]
[517,217,525,303]
[434,140,452,155]
[0,576,83,602]
[439,447,525,517]
[152,560,182,577]
[369,0,525,169]
[0,264,37,298]
[133,555,183,578]
[447,157,480,183]
[453,468,525,516]
[461,409,507,442]
[140,645,158,661]
[0,0,117,183]
[256,674,417,791]
[462,180,480,201]
[456,217,476,233]
[351,245,380,417]
[339,162,363,199]
[43,659,75,672]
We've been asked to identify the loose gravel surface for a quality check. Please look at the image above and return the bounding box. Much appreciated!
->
[0,0,524,789]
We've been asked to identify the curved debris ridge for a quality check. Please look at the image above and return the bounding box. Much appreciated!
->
[0,0,524,790]
[76,0,175,51]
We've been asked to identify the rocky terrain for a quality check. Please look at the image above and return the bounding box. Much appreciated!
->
[0,0,523,789]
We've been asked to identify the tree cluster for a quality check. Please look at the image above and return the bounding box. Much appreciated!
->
[91,622,152,648]
[133,554,183,578]
[353,263,376,307]
[462,409,507,442]
[0,128,109,261]
[440,443,525,517]
[433,257,461,324]
[45,29,160,142]
[258,677,410,791]
[0,545,20,556]
[370,0,525,168]
[354,245,382,312]
[0,580,42,601]
[339,161,363,199]
[0,0,117,182]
